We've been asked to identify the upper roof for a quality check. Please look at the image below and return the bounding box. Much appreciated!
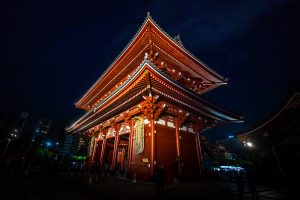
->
[75,13,227,111]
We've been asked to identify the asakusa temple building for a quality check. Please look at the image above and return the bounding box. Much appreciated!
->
[67,13,242,182]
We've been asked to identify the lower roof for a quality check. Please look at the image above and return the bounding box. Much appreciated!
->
[67,60,242,133]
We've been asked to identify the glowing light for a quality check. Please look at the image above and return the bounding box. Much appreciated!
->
[144,52,148,60]
[72,156,86,161]
[247,142,253,147]
[217,165,244,171]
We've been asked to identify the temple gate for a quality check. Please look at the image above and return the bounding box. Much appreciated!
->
[67,13,242,182]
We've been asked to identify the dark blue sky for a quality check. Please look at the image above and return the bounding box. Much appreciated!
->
[0,0,299,140]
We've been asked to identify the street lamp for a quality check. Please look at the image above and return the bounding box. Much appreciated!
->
[246,142,253,147]
[243,141,254,148]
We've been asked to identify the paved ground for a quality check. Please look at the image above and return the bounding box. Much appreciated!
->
[0,172,290,200]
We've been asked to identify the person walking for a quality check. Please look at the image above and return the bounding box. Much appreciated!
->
[89,161,96,184]
[115,163,121,178]
[155,164,165,197]
[174,156,181,183]
[245,165,258,200]
[96,162,102,182]
[235,170,244,200]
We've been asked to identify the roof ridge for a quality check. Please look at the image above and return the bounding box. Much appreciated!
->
[173,34,185,48]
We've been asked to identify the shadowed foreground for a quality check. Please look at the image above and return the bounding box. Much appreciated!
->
[0,172,289,200]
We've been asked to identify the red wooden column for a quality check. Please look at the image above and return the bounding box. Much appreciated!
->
[150,118,156,177]
[100,134,107,166]
[127,119,134,173]
[197,133,204,175]
[112,124,120,170]
[175,117,183,177]
[90,135,98,164]
[193,120,204,177]
[121,147,126,171]
[195,133,203,176]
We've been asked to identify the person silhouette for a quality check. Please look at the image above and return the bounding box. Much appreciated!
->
[235,170,244,200]
[245,165,258,200]
[174,156,181,183]
[89,161,96,184]
[155,164,165,197]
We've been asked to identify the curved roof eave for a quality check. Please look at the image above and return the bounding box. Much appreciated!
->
[238,92,300,137]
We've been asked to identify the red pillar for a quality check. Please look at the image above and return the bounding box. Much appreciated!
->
[90,136,98,165]
[128,119,134,173]
[112,125,120,170]
[195,132,203,176]
[175,117,183,177]
[100,135,107,166]
[150,118,155,177]
[121,147,126,170]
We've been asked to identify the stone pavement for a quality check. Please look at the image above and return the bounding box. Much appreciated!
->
[0,172,290,200]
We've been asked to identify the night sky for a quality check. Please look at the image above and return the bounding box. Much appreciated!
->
[1,0,299,140]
